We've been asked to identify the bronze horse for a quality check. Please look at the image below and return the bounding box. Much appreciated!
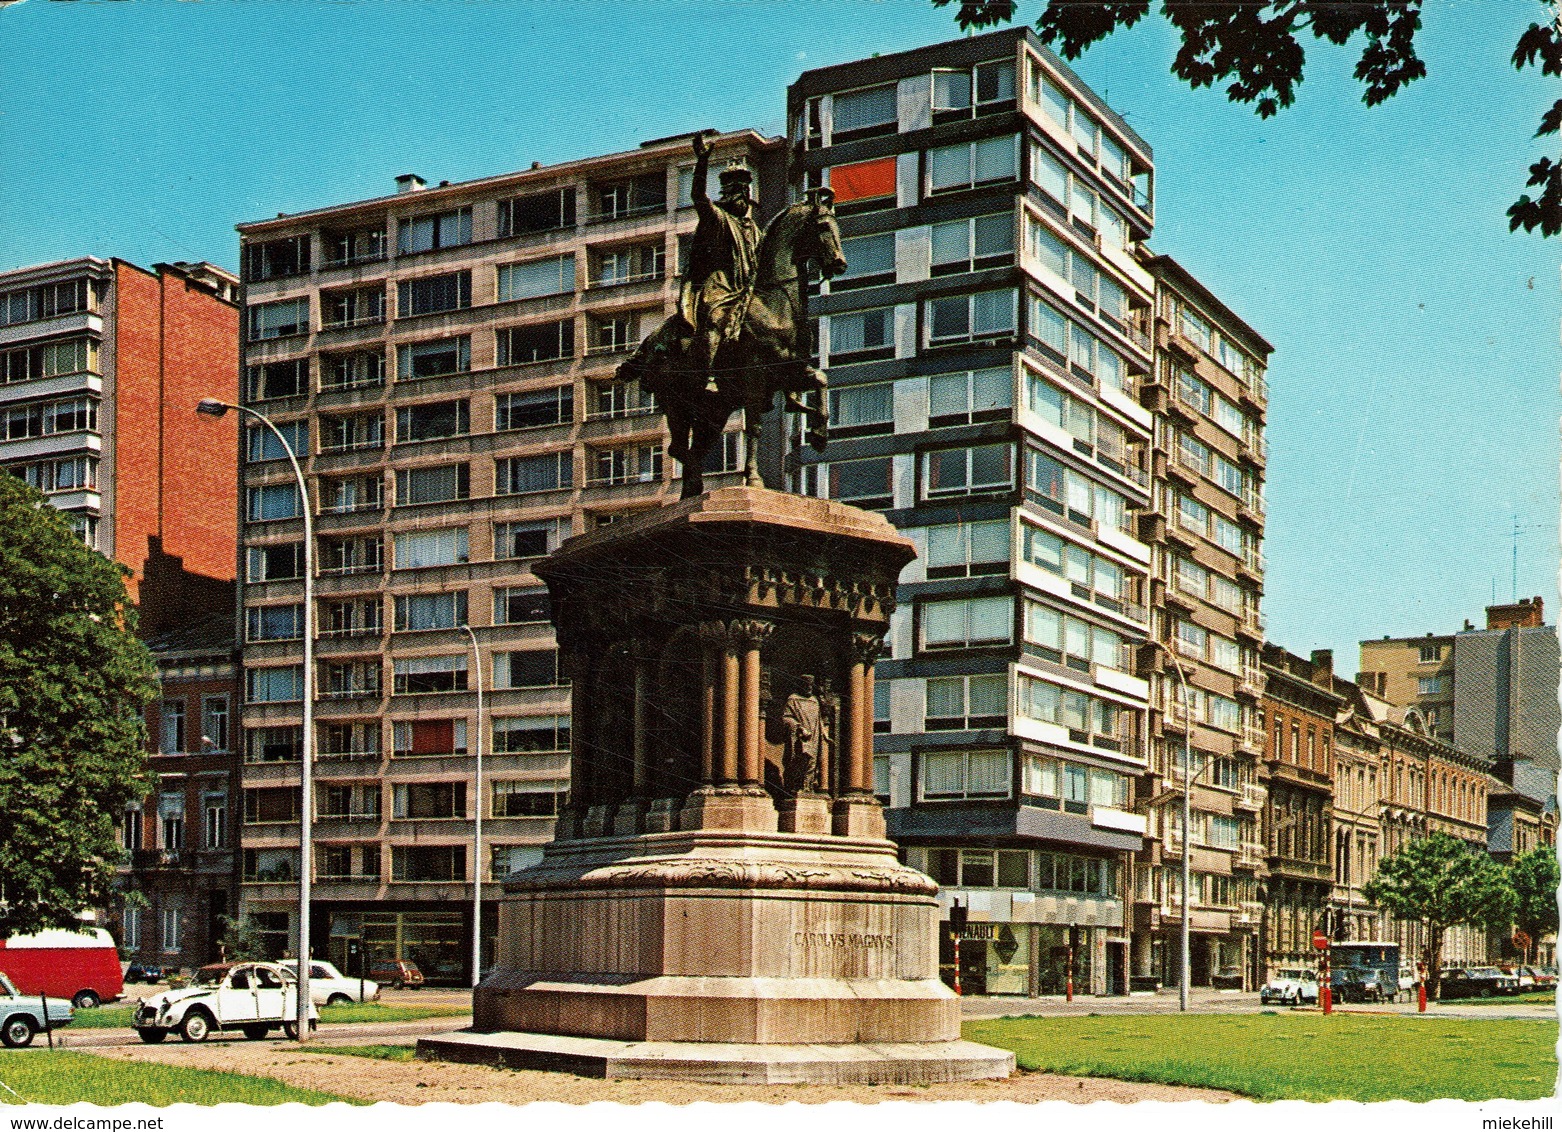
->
[617,189,847,498]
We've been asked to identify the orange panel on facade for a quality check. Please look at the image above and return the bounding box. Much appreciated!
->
[830,157,896,203]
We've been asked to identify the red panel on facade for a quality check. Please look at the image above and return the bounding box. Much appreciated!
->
[830,157,897,203]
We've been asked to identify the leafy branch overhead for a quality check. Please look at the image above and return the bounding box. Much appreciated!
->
[935,0,1562,236]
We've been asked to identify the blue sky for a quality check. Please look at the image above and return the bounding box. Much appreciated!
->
[2,0,1556,671]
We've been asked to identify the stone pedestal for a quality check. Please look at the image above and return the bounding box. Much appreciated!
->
[419,488,1011,1083]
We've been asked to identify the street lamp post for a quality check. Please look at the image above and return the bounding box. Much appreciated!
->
[197,397,314,1042]
[459,623,484,990]
[1151,641,1197,1012]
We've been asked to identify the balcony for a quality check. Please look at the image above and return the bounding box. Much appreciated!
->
[1237,781,1265,811]
[1235,841,1265,870]
[1238,667,1265,698]
[1234,900,1262,927]
[1237,726,1265,755]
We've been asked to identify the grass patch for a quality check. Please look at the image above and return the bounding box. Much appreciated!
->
[303,1044,416,1062]
[0,1050,356,1106]
[318,1001,468,1024]
[965,1012,1559,1102]
[64,1005,138,1030]
[1436,989,1556,1007]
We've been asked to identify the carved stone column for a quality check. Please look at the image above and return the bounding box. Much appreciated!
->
[696,622,727,786]
[720,626,742,785]
[558,646,593,840]
[615,638,655,836]
[833,632,886,839]
[731,619,774,787]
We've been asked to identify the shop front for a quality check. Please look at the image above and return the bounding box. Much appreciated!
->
[314,903,498,986]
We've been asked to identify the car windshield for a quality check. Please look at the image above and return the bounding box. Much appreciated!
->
[191,966,229,987]
[0,971,17,997]
[1470,967,1502,977]
[1275,970,1302,980]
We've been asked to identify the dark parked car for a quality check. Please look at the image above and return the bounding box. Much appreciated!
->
[1439,966,1522,998]
[366,959,424,989]
[1330,966,1390,1003]
[124,963,165,984]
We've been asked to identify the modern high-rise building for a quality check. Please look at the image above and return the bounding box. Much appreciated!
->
[0,256,240,633]
[232,131,785,982]
[789,28,1267,997]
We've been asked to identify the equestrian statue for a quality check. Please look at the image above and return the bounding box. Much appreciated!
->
[616,131,847,498]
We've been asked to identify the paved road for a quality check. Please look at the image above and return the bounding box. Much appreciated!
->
[54,1015,469,1050]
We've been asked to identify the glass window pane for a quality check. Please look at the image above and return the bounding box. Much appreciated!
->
[928,372,969,418]
[924,602,964,645]
[967,750,1010,796]
[933,70,972,110]
[968,596,1011,642]
[1041,79,1070,127]
[930,220,970,266]
[1033,147,1068,200]
[926,524,965,569]
[973,213,1014,257]
[997,849,1029,888]
[974,135,1016,181]
[926,677,965,719]
[973,289,1015,334]
[968,519,1009,564]
[1027,602,1061,647]
[971,367,1011,411]
[968,674,1007,717]
[928,144,970,190]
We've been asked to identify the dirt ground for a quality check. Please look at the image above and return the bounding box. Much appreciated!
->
[84,1041,1239,1105]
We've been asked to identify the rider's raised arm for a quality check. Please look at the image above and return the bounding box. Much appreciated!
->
[691,132,715,218]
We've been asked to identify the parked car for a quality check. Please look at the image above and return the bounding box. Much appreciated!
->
[124,962,166,984]
[1330,965,1391,1003]
[0,969,72,1047]
[0,928,123,1009]
[1210,966,1245,991]
[278,960,380,1005]
[1438,966,1522,998]
[133,961,318,1043]
[1260,967,1319,1005]
[1523,965,1556,989]
[366,959,424,989]
[1500,964,1536,991]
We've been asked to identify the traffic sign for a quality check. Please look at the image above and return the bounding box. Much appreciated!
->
[1312,930,1330,950]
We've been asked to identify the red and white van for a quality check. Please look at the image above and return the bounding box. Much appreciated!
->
[0,928,123,1008]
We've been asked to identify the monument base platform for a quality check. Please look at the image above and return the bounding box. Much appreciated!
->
[416,1029,1015,1085]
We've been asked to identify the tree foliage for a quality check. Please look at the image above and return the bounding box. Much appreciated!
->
[0,475,154,935]
[217,915,268,962]
[1508,846,1560,944]
[935,0,1562,236]
[1362,832,1516,998]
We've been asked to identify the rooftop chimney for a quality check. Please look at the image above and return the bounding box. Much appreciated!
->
[1310,649,1334,685]
[1486,596,1545,631]
[396,173,427,194]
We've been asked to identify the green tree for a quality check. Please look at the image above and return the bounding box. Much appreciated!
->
[0,475,154,935]
[1509,846,1559,963]
[938,0,1562,235]
[216,915,268,962]
[1362,832,1517,999]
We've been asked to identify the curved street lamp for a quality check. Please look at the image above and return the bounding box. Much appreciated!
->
[196,397,314,1042]
[1147,637,1199,1012]
[458,622,484,991]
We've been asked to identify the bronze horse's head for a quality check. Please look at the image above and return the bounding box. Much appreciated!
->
[802,187,847,280]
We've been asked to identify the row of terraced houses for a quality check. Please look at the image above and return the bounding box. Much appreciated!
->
[2,28,1553,990]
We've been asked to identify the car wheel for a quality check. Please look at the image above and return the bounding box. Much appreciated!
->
[282,1020,299,1040]
[327,993,351,1007]
[137,1027,168,1044]
[1,1016,35,1049]
[179,1010,212,1043]
[72,990,101,1011]
[242,1024,270,1041]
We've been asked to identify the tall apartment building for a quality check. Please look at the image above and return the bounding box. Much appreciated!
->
[1359,631,1455,745]
[233,131,785,983]
[789,29,1261,997]
[1135,258,1270,990]
[0,257,240,632]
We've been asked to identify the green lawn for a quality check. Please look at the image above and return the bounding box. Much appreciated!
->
[1436,989,1556,1007]
[66,1005,136,1030]
[965,1013,1559,1102]
[303,1044,416,1063]
[66,1000,467,1031]
[0,1050,356,1106]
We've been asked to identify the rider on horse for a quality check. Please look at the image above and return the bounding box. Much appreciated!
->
[686,133,762,390]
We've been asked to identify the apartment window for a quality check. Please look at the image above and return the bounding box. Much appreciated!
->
[1030,297,1127,393]
[243,418,307,462]
[927,367,1011,427]
[588,378,652,420]
[160,910,181,953]
[393,718,467,757]
[592,173,666,221]
[201,696,229,753]
[827,383,893,438]
[827,156,897,213]
[323,660,380,698]
[493,714,570,754]
[245,726,302,764]
[1418,643,1442,663]
[7,455,98,494]
[472,523,559,570]
[1023,524,1133,612]
[319,411,384,452]
[123,808,144,852]
[0,338,97,383]
[926,289,1016,345]
[320,285,385,328]
[1,397,98,440]
[493,587,550,625]
[393,591,468,632]
[588,443,662,485]
[1418,675,1448,696]
[392,781,466,820]
[319,782,381,819]
[395,463,469,505]
[0,277,90,326]
[319,723,380,760]
[832,82,898,141]
[396,399,469,443]
[246,666,303,704]
[1017,674,1123,747]
[322,599,383,637]
[919,749,1011,801]
[588,312,641,355]
[834,233,896,290]
[392,654,469,694]
[159,700,186,755]
[927,135,1017,194]
[1030,377,1133,477]
[825,455,893,509]
[930,213,1014,276]
[391,845,465,882]
[398,272,472,317]
[1025,600,1128,672]
[499,319,574,365]
[246,603,304,642]
[203,793,227,848]
[393,527,468,569]
[1024,449,1127,533]
[498,385,573,429]
[922,594,1012,649]
[320,350,385,390]
[397,336,470,379]
[926,674,1007,730]
[322,224,387,266]
[1025,217,1129,330]
[491,782,567,818]
[247,298,309,341]
[499,189,575,236]
[924,442,1012,498]
[825,307,892,362]
[495,649,566,689]
[874,682,891,734]
[1022,755,1128,812]
[592,243,664,287]
[1031,148,1130,250]
[246,482,301,522]
[321,475,384,514]
[498,451,573,495]
[926,518,1009,579]
[701,430,746,475]
[498,254,575,301]
[397,207,472,254]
